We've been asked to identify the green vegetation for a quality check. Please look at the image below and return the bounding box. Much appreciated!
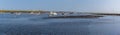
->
[1,10,120,16]
[0,10,48,13]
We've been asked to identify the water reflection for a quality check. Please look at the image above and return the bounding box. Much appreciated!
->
[0,13,120,35]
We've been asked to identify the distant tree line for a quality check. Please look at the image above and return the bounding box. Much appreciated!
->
[0,10,49,13]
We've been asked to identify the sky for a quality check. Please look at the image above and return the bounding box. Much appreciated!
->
[0,0,120,13]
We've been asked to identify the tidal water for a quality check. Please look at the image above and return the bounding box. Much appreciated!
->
[0,13,120,35]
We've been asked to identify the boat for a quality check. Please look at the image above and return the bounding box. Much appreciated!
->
[46,14,104,19]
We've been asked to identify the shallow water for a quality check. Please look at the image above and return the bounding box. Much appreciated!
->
[0,13,120,35]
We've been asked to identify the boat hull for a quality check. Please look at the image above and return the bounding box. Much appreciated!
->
[47,15,104,19]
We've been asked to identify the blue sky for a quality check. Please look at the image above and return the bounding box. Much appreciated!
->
[0,0,120,12]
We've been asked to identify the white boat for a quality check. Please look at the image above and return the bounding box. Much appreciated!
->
[47,14,104,18]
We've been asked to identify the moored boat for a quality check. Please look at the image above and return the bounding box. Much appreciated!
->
[47,14,104,18]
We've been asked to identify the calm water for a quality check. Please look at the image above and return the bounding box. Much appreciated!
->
[0,13,120,35]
